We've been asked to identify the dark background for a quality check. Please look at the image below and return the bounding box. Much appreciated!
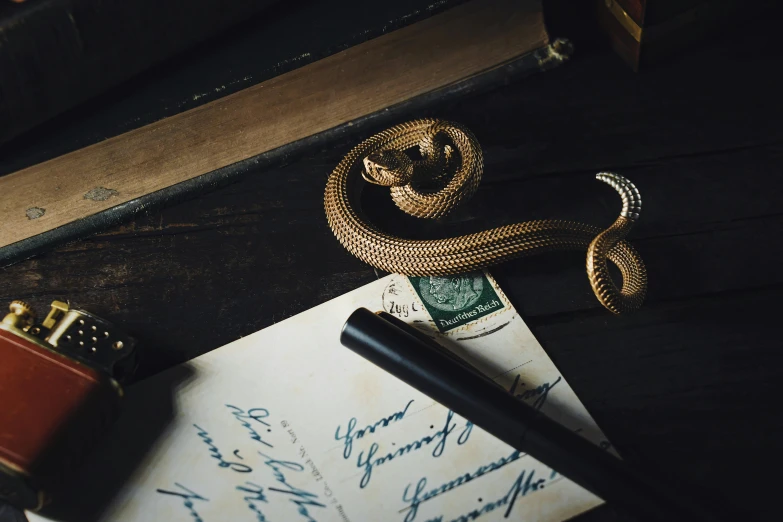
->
[1,1,782,520]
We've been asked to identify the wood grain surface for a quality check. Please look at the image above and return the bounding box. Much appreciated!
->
[0,0,546,250]
[1,3,781,521]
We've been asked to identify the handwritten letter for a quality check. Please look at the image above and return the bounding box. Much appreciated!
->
[29,272,608,522]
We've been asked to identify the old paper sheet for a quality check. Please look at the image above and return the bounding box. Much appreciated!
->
[29,272,610,522]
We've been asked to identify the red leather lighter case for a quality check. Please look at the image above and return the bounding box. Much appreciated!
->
[0,300,136,511]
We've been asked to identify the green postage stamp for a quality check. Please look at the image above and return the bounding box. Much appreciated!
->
[408,272,505,333]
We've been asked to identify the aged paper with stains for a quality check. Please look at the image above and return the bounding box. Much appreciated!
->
[29,272,611,522]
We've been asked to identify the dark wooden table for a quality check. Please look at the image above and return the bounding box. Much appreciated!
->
[1,5,781,521]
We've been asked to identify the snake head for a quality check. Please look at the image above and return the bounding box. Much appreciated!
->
[362,149,414,187]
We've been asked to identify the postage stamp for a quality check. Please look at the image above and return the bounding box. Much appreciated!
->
[408,272,506,333]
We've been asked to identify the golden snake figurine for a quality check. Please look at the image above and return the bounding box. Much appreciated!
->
[324,119,647,314]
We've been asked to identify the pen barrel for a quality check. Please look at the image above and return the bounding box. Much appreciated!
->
[340,308,725,522]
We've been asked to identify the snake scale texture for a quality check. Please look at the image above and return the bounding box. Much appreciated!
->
[324,119,647,314]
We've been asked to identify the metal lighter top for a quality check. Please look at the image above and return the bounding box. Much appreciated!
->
[0,300,137,511]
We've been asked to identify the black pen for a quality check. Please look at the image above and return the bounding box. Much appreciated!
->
[340,308,727,522]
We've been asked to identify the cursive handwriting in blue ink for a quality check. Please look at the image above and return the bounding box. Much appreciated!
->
[423,467,552,522]
[458,420,473,445]
[508,375,562,411]
[257,451,326,522]
[193,424,253,473]
[236,481,269,522]
[401,449,523,522]
[226,405,274,448]
[156,483,209,522]
[335,399,414,458]
[356,410,471,489]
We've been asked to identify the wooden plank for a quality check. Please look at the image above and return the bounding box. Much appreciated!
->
[1,140,780,377]
[0,0,548,250]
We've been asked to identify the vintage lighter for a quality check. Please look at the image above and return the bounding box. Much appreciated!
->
[0,300,137,511]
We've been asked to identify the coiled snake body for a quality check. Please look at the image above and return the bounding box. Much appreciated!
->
[324,119,647,314]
